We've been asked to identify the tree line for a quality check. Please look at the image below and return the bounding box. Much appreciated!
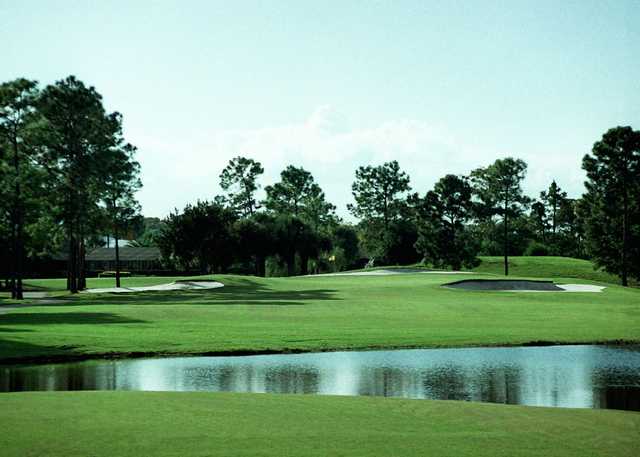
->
[155,125,639,286]
[2,76,639,298]
[0,77,141,298]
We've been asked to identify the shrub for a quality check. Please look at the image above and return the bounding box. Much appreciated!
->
[524,242,551,256]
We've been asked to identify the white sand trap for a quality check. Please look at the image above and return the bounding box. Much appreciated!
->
[444,279,605,293]
[85,281,224,294]
[314,269,473,277]
[503,284,605,293]
[557,284,605,292]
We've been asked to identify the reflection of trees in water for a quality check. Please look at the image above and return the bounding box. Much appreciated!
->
[263,366,320,394]
[209,365,237,391]
[421,366,469,401]
[420,364,522,405]
[3,351,638,412]
[356,367,424,398]
[193,365,260,392]
[201,364,321,394]
[0,366,39,391]
[476,365,522,405]
[591,368,640,411]
[69,363,118,390]
[2,362,322,394]
[0,362,118,392]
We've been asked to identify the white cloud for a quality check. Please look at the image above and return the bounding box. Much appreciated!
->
[133,106,587,218]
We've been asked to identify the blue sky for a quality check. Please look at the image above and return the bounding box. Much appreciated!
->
[2,0,638,218]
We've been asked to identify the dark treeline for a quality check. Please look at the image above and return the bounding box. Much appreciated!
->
[2,76,639,292]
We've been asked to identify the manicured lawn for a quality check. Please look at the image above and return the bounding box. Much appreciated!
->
[0,275,210,294]
[473,256,625,285]
[0,391,637,457]
[1,272,639,363]
[1,262,639,457]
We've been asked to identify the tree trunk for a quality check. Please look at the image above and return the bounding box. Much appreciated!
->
[12,136,23,300]
[255,255,265,277]
[286,256,295,276]
[300,255,309,276]
[66,240,72,291]
[450,218,457,271]
[68,229,78,293]
[15,207,23,300]
[78,231,86,291]
[115,224,121,288]
[503,198,509,277]
[621,179,629,287]
[199,252,207,275]
[9,208,16,299]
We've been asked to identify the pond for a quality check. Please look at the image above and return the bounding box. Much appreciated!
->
[2,345,639,411]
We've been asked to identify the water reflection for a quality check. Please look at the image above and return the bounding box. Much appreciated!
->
[591,367,640,411]
[1,345,639,411]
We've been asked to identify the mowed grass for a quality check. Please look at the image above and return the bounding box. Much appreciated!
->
[0,275,211,296]
[1,270,639,362]
[473,256,626,285]
[348,256,627,285]
[1,391,638,457]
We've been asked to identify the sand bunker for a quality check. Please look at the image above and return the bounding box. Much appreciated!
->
[85,280,224,294]
[444,279,605,293]
[315,269,473,277]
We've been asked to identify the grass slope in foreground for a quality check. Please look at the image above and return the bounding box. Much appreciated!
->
[1,272,639,362]
[1,391,638,457]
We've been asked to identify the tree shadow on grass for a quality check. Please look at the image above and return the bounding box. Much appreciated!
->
[0,313,149,364]
[0,338,70,366]
[0,312,147,326]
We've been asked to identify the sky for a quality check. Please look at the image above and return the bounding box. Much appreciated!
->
[1,0,639,219]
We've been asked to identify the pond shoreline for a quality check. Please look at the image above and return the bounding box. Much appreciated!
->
[4,344,640,411]
[3,338,639,367]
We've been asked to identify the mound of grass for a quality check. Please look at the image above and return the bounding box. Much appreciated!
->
[1,391,637,457]
[473,256,624,285]
[1,273,639,363]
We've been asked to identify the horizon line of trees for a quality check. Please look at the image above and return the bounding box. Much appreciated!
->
[155,124,639,286]
[2,76,639,295]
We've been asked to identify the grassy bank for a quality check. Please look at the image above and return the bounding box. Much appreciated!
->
[1,272,639,363]
[1,391,637,457]
[351,256,626,285]
[473,256,624,285]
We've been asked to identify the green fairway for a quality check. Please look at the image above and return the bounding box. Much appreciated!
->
[0,391,636,457]
[1,270,639,363]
